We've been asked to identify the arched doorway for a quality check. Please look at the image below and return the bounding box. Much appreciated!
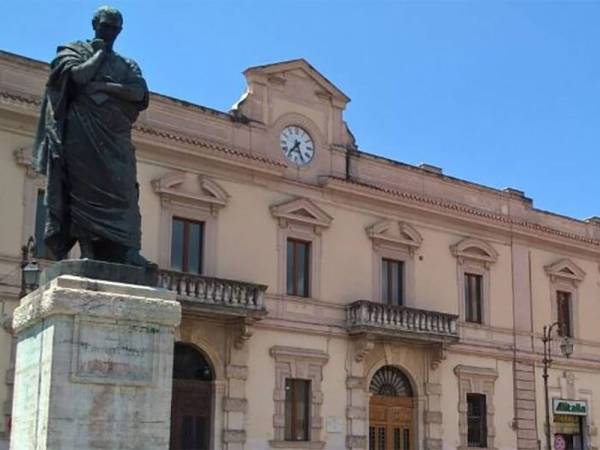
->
[369,366,414,450]
[170,342,214,450]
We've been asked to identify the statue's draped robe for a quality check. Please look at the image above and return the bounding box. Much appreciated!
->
[33,41,149,259]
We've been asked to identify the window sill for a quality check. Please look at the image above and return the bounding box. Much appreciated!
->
[269,440,326,449]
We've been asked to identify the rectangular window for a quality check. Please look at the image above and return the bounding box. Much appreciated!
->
[34,189,49,258]
[170,218,204,274]
[465,273,483,324]
[287,239,310,297]
[382,258,404,305]
[467,393,487,448]
[284,379,310,441]
[557,291,572,337]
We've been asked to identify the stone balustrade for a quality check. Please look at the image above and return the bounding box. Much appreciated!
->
[157,270,267,317]
[347,300,458,343]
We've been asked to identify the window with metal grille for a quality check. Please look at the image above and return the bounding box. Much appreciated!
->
[465,273,483,324]
[557,291,572,337]
[467,393,487,447]
[382,258,404,305]
[171,217,204,274]
[287,239,310,297]
[284,379,310,441]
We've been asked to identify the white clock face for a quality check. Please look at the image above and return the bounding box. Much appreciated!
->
[280,126,314,166]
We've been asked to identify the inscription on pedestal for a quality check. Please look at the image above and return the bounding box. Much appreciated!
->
[71,318,157,386]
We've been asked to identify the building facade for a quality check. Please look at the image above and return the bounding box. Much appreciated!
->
[0,50,599,450]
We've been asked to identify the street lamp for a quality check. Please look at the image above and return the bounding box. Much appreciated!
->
[19,236,40,298]
[542,321,574,450]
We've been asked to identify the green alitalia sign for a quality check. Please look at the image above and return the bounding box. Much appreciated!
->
[553,399,588,416]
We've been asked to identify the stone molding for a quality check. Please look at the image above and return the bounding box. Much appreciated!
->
[270,346,329,444]
[223,397,247,413]
[12,276,180,333]
[365,219,423,255]
[451,237,499,267]
[270,197,333,233]
[544,258,586,284]
[346,435,367,449]
[222,430,246,443]
[269,440,326,449]
[321,176,600,252]
[225,364,249,380]
[152,171,229,215]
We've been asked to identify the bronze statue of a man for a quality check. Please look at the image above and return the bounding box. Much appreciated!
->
[33,6,152,267]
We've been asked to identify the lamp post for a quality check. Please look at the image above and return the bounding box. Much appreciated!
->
[19,236,40,298]
[542,321,574,450]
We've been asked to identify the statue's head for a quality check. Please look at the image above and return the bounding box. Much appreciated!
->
[92,6,123,45]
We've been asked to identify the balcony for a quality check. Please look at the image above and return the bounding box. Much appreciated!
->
[347,300,459,345]
[157,269,268,321]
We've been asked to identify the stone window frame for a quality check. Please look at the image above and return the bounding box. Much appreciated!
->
[544,258,585,341]
[366,219,422,307]
[451,238,499,327]
[454,365,498,450]
[271,198,333,300]
[152,171,229,276]
[269,346,329,449]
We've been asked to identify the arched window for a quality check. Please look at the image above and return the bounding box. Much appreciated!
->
[369,366,413,397]
[172,342,213,381]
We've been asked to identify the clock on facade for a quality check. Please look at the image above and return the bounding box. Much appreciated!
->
[280,126,314,166]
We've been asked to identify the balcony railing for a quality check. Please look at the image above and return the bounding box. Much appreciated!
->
[347,300,458,343]
[157,269,267,318]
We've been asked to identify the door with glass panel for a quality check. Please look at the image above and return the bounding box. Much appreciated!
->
[369,366,414,450]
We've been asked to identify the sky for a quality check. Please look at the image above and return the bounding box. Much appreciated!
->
[1,0,599,220]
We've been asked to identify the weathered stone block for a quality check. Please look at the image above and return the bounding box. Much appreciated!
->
[424,438,442,450]
[10,275,181,450]
[346,435,367,449]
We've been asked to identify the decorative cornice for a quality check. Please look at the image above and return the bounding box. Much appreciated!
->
[151,171,229,214]
[453,364,498,380]
[366,219,423,254]
[133,124,286,169]
[451,237,499,267]
[0,90,41,109]
[269,345,329,364]
[270,197,333,233]
[322,176,600,251]
[544,258,586,284]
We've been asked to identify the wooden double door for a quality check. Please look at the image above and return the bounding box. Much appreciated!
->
[170,379,212,450]
[369,395,414,450]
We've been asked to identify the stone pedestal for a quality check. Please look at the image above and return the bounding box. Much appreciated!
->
[9,275,181,450]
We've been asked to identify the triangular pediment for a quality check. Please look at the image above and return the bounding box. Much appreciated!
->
[451,238,498,265]
[152,172,229,211]
[243,59,350,105]
[366,219,423,250]
[270,197,333,230]
[545,258,586,282]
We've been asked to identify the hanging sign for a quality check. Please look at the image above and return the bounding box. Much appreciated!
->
[553,399,587,416]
